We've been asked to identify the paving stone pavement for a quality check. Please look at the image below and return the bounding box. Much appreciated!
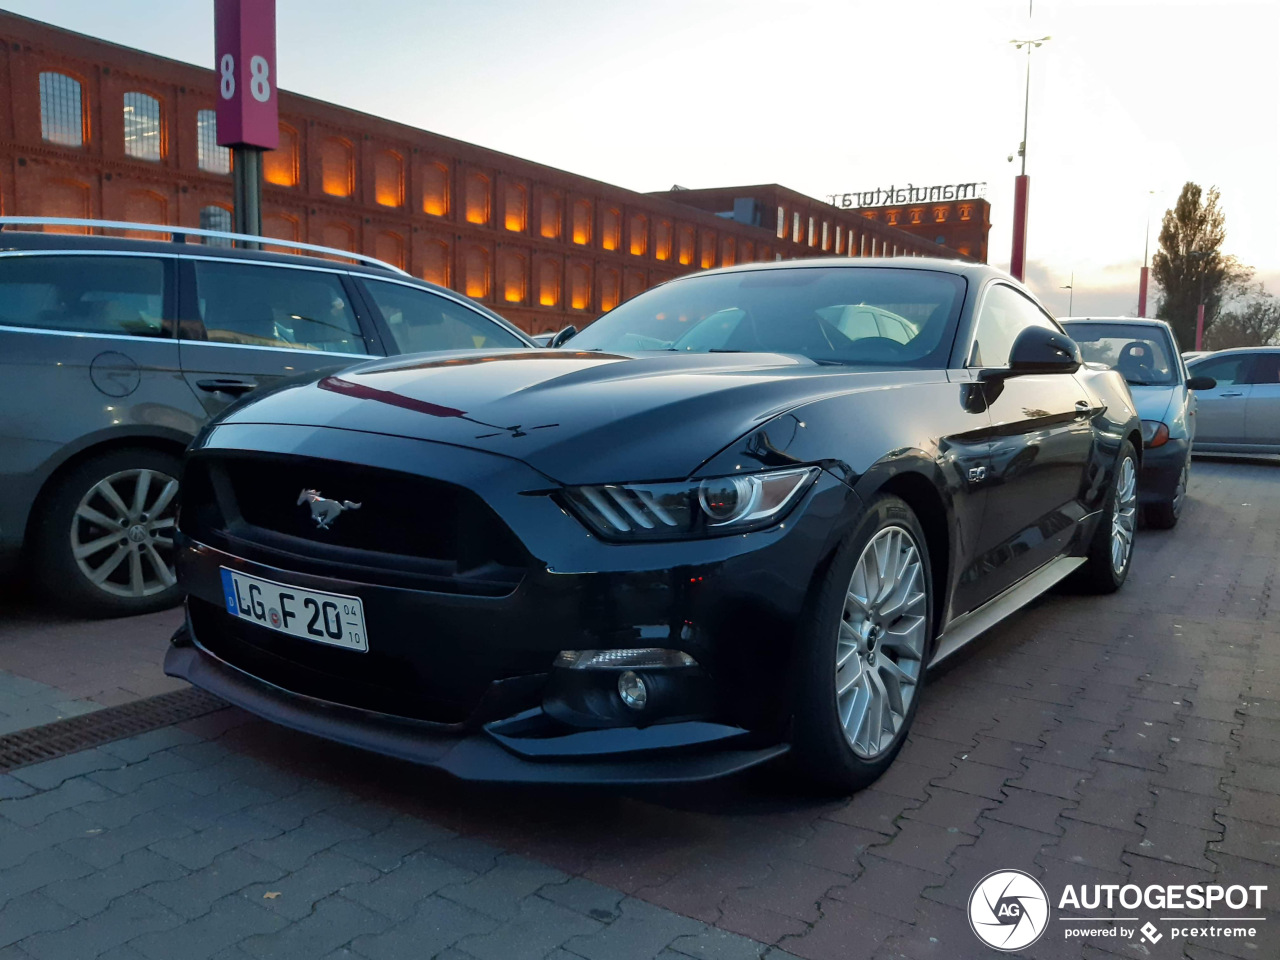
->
[0,457,1276,959]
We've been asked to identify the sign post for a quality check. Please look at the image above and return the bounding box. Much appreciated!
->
[214,0,278,242]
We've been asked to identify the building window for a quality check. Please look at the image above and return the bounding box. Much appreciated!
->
[540,191,562,240]
[958,204,973,221]
[465,172,491,225]
[123,92,162,161]
[654,220,673,261]
[420,238,450,286]
[759,244,772,261]
[195,110,230,174]
[264,124,299,187]
[600,267,620,312]
[569,262,591,310]
[503,181,527,232]
[741,240,754,261]
[375,231,405,270]
[629,213,648,257]
[886,210,899,226]
[776,206,786,239]
[821,222,830,251]
[835,226,844,255]
[700,230,716,269]
[199,204,232,246]
[122,190,167,238]
[320,137,354,198]
[321,222,354,254]
[601,207,621,251]
[624,269,645,301]
[39,178,90,232]
[373,151,404,208]
[720,236,735,267]
[571,199,591,245]
[500,249,526,303]
[263,213,300,253]
[464,245,491,298]
[423,162,449,216]
[909,207,923,225]
[677,225,694,265]
[933,206,948,223]
[807,217,817,247]
[538,258,560,307]
[39,72,84,147]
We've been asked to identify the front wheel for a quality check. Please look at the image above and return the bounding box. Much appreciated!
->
[1074,440,1138,594]
[1144,457,1188,529]
[791,494,934,794]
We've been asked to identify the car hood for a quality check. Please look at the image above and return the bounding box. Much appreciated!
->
[1126,383,1177,424]
[215,349,939,484]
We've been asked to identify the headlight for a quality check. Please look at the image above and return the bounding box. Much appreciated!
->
[1140,420,1170,448]
[563,466,819,540]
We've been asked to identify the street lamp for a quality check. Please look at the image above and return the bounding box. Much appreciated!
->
[1008,36,1051,282]
[1060,273,1074,316]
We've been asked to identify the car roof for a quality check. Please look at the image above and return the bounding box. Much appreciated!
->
[1061,316,1172,328]
[688,255,1004,283]
[1191,345,1280,356]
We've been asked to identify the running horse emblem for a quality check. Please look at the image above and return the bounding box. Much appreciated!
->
[297,489,362,530]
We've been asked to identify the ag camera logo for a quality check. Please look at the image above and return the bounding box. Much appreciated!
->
[968,869,1050,951]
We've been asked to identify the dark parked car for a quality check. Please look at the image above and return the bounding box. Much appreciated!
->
[167,258,1142,792]
[0,217,532,617]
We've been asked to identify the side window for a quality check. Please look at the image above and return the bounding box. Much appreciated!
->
[1191,355,1248,386]
[190,261,367,354]
[362,279,527,354]
[0,255,167,337]
[1245,354,1280,384]
[969,284,1056,367]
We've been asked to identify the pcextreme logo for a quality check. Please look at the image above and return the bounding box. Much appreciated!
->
[968,870,1050,951]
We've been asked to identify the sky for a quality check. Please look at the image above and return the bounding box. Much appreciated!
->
[5,0,1278,316]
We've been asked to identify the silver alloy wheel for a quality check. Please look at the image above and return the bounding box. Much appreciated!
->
[1172,459,1189,516]
[836,524,929,759]
[70,468,179,598]
[1110,456,1138,574]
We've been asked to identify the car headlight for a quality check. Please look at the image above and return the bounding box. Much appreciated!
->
[1141,420,1170,448]
[563,466,819,540]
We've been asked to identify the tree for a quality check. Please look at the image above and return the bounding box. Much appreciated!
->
[1152,182,1252,349]
[1204,290,1280,350]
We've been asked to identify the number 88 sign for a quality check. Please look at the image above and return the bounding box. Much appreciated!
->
[214,0,279,149]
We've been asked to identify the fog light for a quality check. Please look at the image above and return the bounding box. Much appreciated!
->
[554,648,698,669]
[617,670,647,710]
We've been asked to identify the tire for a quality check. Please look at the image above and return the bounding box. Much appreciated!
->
[1144,456,1188,530]
[1074,440,1139,594]
[32,447,184,618]
[790,494,935,794]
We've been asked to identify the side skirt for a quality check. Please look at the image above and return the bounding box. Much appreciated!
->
[928,555,1086,667]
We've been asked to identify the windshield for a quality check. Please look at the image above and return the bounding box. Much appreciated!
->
[569,267,967,367]
[1063,322,1179,386]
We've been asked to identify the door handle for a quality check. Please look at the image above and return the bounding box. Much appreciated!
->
[196,378,258,396]
[1219,391,1243,397]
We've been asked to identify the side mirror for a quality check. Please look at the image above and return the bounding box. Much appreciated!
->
[980,326,1082,381]
[549,325,578,348]
[1187,375,1217,390]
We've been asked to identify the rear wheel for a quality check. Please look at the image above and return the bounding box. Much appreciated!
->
[1144,456,1188,529]
[791,494,934,794]
[1074,441,1138,593]
[33,447,183,618]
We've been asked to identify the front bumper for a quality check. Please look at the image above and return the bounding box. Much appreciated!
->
[1139,437,1188,504]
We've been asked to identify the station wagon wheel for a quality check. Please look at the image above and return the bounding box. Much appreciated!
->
[1074,439,1139,594]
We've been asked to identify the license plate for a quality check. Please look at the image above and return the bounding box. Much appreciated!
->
[219,567,368,652]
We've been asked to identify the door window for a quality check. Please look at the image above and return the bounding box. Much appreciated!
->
[969,284,1057,368]
[1190,354,1249,386]
[1244,354,1280,384]
[190,260,367,354]
[0,255,167,337]
[362,278,526,353]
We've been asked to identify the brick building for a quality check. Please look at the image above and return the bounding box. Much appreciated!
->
[0,11,968,334]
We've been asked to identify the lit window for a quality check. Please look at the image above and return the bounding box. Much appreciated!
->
[792,212,802,244]
[465,173,491,225]
[700,230,715,269]
[373,151,404,208]
[500,249,526,303]
[423,162,449,216]
[720,236,735,267]
[420,239,450,286]
[571,199,591,245]
[123,92,162,161]
[540,191,562,240]
[601,208,621,251]
[320,137,354,197]
[504,181,527,232]
[807,217,816,247]
[629,213,648,256]
[760,244,772,261]
[538,259,560,307]
[741,240,754,261]
[39,72,83,147]
[199,204,232,246]
[933,206,948,223]
[375,231,404,270]
[958,204,973,221]
[264,125,299,187]
[909,208,923,225]
[886,210,899,226]
[677,226,694,265]
[196,110,229,174]
[654,221,673,261]
[821,222,830,251]
[600,267,620,311]
[464,245,491,298]
[569,262,591,310]
[776,206,786,239]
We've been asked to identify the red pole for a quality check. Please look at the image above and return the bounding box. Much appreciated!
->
[1137,266,1149,318]
[1010,175,1030,281]
[1195,303,1205,350]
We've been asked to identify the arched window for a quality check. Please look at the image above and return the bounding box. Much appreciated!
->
[465,172,491,225]
[464,245,491,299]
[500,249,527,303]
[321,222,354,254]
[776,207,786,239]
[677,225,694,266]
[373,151,404,208]
[569,263,591,310]
[420,238,450,287]
[654,221,672,261]
[264,124,299,187]
[123,92,162,161]
[601,207,621,251]
[719,236,735,267]
[571,199,591,245]
[320,137,354,198]
[503,181,527,232]
[628,213,648,257]
[538,259,560,307]
[122,190,168,239]
[39,178,90,232]
[423,162,450,217]
[196,110,229,174]
[375,231,404,270]
[624,270,645,301]
[599,267,621,312]
[199,204,232,246]
[834,226,844,255]
[539,191,562,240]
[39,72,84,147]
[700,230,716,269]
[741,240,754,262]
[263,213,300,254]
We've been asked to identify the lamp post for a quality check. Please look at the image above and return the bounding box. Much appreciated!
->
[1138,189,1155,317]
[1008,35,1050,282]
[1060,273,1074,316]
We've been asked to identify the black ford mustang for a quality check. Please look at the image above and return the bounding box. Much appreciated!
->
[167,259,1140,792]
